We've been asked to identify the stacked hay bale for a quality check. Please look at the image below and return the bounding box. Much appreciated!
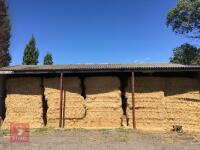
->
[85,76,122,128]
[126,77,166,131]
[2,77,43,129]
[63,78,86,128]
[44,77,85,128]
[164,77,200,132]
[44,78,60,128]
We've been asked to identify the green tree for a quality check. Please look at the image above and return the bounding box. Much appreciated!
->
[170,43,200,65]
[23,36,39,65]
[167,0,200,39]
[0,0,11,67]
[44,52,53,65]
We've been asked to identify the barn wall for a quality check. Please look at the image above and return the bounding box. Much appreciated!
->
[126,77,200,132]
[2,77,44,129]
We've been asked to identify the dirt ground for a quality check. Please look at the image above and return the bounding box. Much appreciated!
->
[0,128,200,150]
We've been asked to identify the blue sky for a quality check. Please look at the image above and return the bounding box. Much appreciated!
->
[7,0,199,65]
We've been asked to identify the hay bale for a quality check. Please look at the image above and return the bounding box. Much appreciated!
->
[84,77,122,128]
[164,77,200,132]
[126,77,200,132]
[2,77,43,129]
[165,77,199,99]
[44,77,86,128]
[126,77,166,130]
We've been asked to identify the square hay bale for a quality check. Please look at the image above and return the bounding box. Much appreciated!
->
[164,97,200,132]
[126,76,200,132]
[164,77,200,132]
[126,77,165,93]
[84,76,122,128]
[126,77,166,130]
[2,77,43,129]
[165,77,199,99]
[44,77,86,128]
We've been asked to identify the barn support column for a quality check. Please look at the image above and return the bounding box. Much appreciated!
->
[59,72,64,128]
[62,88,66,128]
[0,75,7,122]
[198,72,200,95]
[131,72,136,129]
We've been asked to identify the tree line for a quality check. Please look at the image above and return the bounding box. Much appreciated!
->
[0,0,53,66]
[167,0,200,65]
[0,0,200,67]
[23,36,53,65]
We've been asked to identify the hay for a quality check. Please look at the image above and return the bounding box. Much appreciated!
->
[84,77,122,128]
[44,77,86,128]
[163,78,200,132]
[126,77,167,130]
[2,77,43,129]
[3,75,199,131]
[126,77,200,132]
[45,76,122,128]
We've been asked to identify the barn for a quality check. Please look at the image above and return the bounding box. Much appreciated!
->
[0,64,200,132]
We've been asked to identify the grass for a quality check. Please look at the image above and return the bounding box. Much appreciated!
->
[0,129,9,137]
[31,127,52,134]
[100,129,112,138]
[33,128,48,133]
[114,128,131,142]
[30,127,89,135]
[100,129,111,134]
[64,128,88,132]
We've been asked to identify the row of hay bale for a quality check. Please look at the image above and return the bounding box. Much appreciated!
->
[45,77,122,128]
[2,76,122,129]
[126,77,200,132]
[1,76,200,132]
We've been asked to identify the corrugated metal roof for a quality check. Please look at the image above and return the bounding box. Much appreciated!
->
[0,64,200,74]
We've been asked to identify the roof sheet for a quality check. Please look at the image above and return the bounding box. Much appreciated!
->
[0,64,200,74]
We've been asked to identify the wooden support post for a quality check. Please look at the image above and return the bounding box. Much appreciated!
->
[198,72,200,95]
[131,72,136,129]
[62,90,66,128]
[59,72,63,128]
[0,75,6,121]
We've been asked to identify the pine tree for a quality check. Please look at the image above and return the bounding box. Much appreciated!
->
[0,0,11,67]
[23,36,39,65]
[44,52,53,65]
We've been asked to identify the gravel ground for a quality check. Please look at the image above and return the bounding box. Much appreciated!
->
[0,129,200,150]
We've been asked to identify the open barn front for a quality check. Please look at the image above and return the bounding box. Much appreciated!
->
[0,64,199,132]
